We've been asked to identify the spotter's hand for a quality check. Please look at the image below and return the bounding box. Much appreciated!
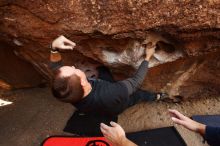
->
[168,109,206,135]
[100,121,126,146]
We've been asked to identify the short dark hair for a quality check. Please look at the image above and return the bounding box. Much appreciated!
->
[51,70,84,104]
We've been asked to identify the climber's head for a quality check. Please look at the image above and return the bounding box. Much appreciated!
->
[51,66,88,104]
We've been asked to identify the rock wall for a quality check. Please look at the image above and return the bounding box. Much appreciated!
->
[0,0,220,99]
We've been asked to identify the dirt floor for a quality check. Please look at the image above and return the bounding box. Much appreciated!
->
[0,87,219,146]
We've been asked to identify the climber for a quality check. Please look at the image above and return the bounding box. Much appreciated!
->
[50,35,169,115]
[100,109,220,146]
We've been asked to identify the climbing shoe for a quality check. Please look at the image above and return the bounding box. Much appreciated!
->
[156,93,182,103]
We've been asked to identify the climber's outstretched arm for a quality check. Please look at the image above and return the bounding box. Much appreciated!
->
[50,35,76,70]
[121,45,155,95]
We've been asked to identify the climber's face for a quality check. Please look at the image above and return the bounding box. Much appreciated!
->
[59,66,87,83]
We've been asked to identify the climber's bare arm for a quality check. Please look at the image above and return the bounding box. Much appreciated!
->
[50,35,76,70]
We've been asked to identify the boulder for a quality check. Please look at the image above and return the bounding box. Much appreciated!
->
[0,0,220,99]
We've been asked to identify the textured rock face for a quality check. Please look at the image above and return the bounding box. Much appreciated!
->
[0,42,45,89]
[0,0,220,99]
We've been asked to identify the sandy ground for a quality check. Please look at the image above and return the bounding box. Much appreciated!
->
[0,87,219,146]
